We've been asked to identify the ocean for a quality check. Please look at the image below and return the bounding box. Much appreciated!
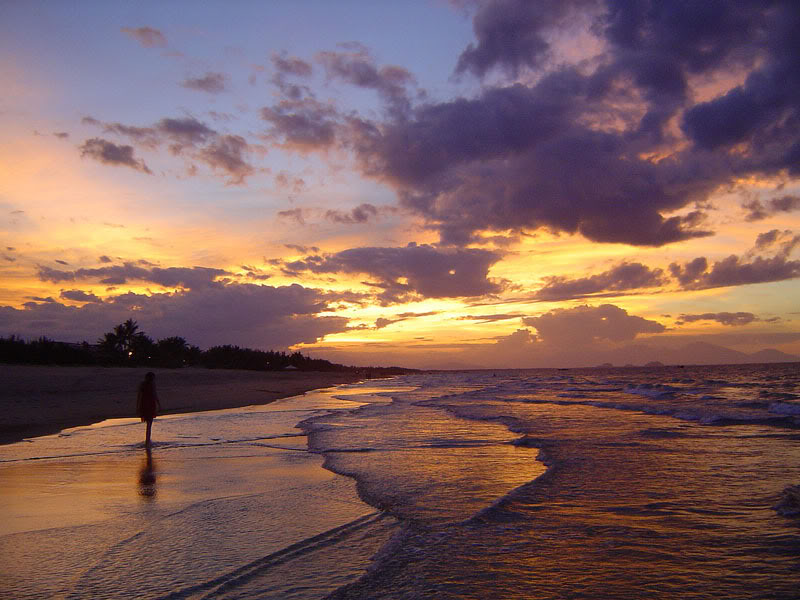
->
[1,363,799,599]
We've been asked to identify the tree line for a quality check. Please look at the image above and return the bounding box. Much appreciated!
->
[1,319,414,374]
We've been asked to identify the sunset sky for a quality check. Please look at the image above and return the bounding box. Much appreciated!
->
[2,1,799,369]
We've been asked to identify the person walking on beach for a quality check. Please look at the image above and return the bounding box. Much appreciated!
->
[137,372,161,448]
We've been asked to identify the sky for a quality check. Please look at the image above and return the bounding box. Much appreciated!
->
[1,0,799,369]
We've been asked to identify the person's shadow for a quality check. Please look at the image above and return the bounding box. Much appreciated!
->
[138,448,158,500]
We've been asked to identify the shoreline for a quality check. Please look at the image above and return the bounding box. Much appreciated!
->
[0,364,363,446]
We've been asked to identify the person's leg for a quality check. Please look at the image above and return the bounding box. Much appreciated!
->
[145,419,153,447]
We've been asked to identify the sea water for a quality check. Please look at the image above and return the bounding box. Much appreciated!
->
[2,364,799,599]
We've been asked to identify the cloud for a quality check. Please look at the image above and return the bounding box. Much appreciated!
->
[285,244,319,255]
[349,77,716,246]
[523,304,666,345]
[121,26,167,48]
[668,257,708,287]
[374,310,440,329]
[283,243,505,303]
[275,171,306,193]
[37,264,229,289]
[753,229,800,258]
[0,283,350,350]
[457,313,523,323]
[534,262,666,301]
[196,134,254,184]
[744,195,800,221]
[81,116,254,183]
[317,44,415,117]
[277,208,305,225]
[157,117,216,146]
[306,1,795,248]
[325,203,379,224]
[181,72,228,94]
[261,98,339,150]
[455,0,592,78]
[676,312,759,327]
[272,52,313,78]
[680,3,799,171]
[60,290,102,303]
[79,138,152,173]
[85,116,216,148]
[671,254,800,290]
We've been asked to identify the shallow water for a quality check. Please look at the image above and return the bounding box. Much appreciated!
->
[0,386,401,599]
[3,365,799,599]
[311,364,800,599]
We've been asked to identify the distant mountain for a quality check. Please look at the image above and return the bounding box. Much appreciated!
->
[671,341,750,365]
[747,348,800,363]
[599,341,798,368]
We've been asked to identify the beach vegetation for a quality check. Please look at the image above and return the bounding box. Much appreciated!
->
[1,322,416,375]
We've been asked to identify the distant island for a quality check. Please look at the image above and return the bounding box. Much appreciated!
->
[0,319,415,376]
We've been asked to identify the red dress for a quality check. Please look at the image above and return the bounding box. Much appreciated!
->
[137,381,159,422]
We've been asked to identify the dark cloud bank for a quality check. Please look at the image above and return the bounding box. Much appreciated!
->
[261,0,799,248]
[2,281,350,351]
[282,243,505,304]
[96,3,799,249]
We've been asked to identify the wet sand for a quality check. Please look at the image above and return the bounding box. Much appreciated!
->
[0,364,362,445]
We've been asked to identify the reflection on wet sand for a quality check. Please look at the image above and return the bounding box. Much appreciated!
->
[138,448,157,500]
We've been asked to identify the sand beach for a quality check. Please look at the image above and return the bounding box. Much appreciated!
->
[0,364,361,445]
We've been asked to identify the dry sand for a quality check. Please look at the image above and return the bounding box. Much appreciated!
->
[0,364,362,445]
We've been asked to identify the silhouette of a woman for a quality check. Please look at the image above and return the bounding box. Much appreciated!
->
[137,372,161,448]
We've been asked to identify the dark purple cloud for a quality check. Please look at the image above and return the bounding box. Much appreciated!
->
[325,203,378,224]
[269,52,314,99]
[302,1,794,248]
[81,116,254,183]
[60,290,102,303]
[744,195,800,221]
[121,26,167,48]
[182,72,228,94]
[79,138,151,173]
[196,134,254,184]
[374,310,440,329]
[283,243,505,303]
[752,229,800,259]
[523,304,665,345]
[37,264,229,289]
[754,229,790,250]
[0,283,350,350]
[157,117,216,146]
[671,254,800,290]
[668,257,708,287]
[261,98,339,150]
[349,74,716,246]
[680,2,799,169]
[535,262,666,301]
[285,244,319,254]
[455,0,593,78]
[676,312,759,327]
[317,44,415,117]
[85,116,216,148]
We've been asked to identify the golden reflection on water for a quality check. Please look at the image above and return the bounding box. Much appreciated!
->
[138,448,157,500]
[0,452,153,535]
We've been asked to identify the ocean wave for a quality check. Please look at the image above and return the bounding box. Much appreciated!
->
[769,402,800,416]
[774,485,800,517]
